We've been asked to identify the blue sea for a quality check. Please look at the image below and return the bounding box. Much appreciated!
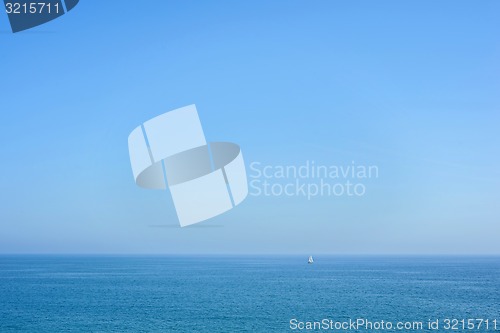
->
[0,256,499,332]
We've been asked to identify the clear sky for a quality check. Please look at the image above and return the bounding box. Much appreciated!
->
[1,1,499,254]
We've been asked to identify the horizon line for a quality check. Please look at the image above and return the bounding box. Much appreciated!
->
[1,253,499,256]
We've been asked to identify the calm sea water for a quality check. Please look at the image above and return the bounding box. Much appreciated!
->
[0,256,499,332]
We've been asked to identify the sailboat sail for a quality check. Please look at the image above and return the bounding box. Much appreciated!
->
[308,256,314,264]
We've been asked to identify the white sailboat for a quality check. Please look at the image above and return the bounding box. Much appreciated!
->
[308,256,314,264]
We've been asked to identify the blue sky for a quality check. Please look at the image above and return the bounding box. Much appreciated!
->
[0,1,499,254]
